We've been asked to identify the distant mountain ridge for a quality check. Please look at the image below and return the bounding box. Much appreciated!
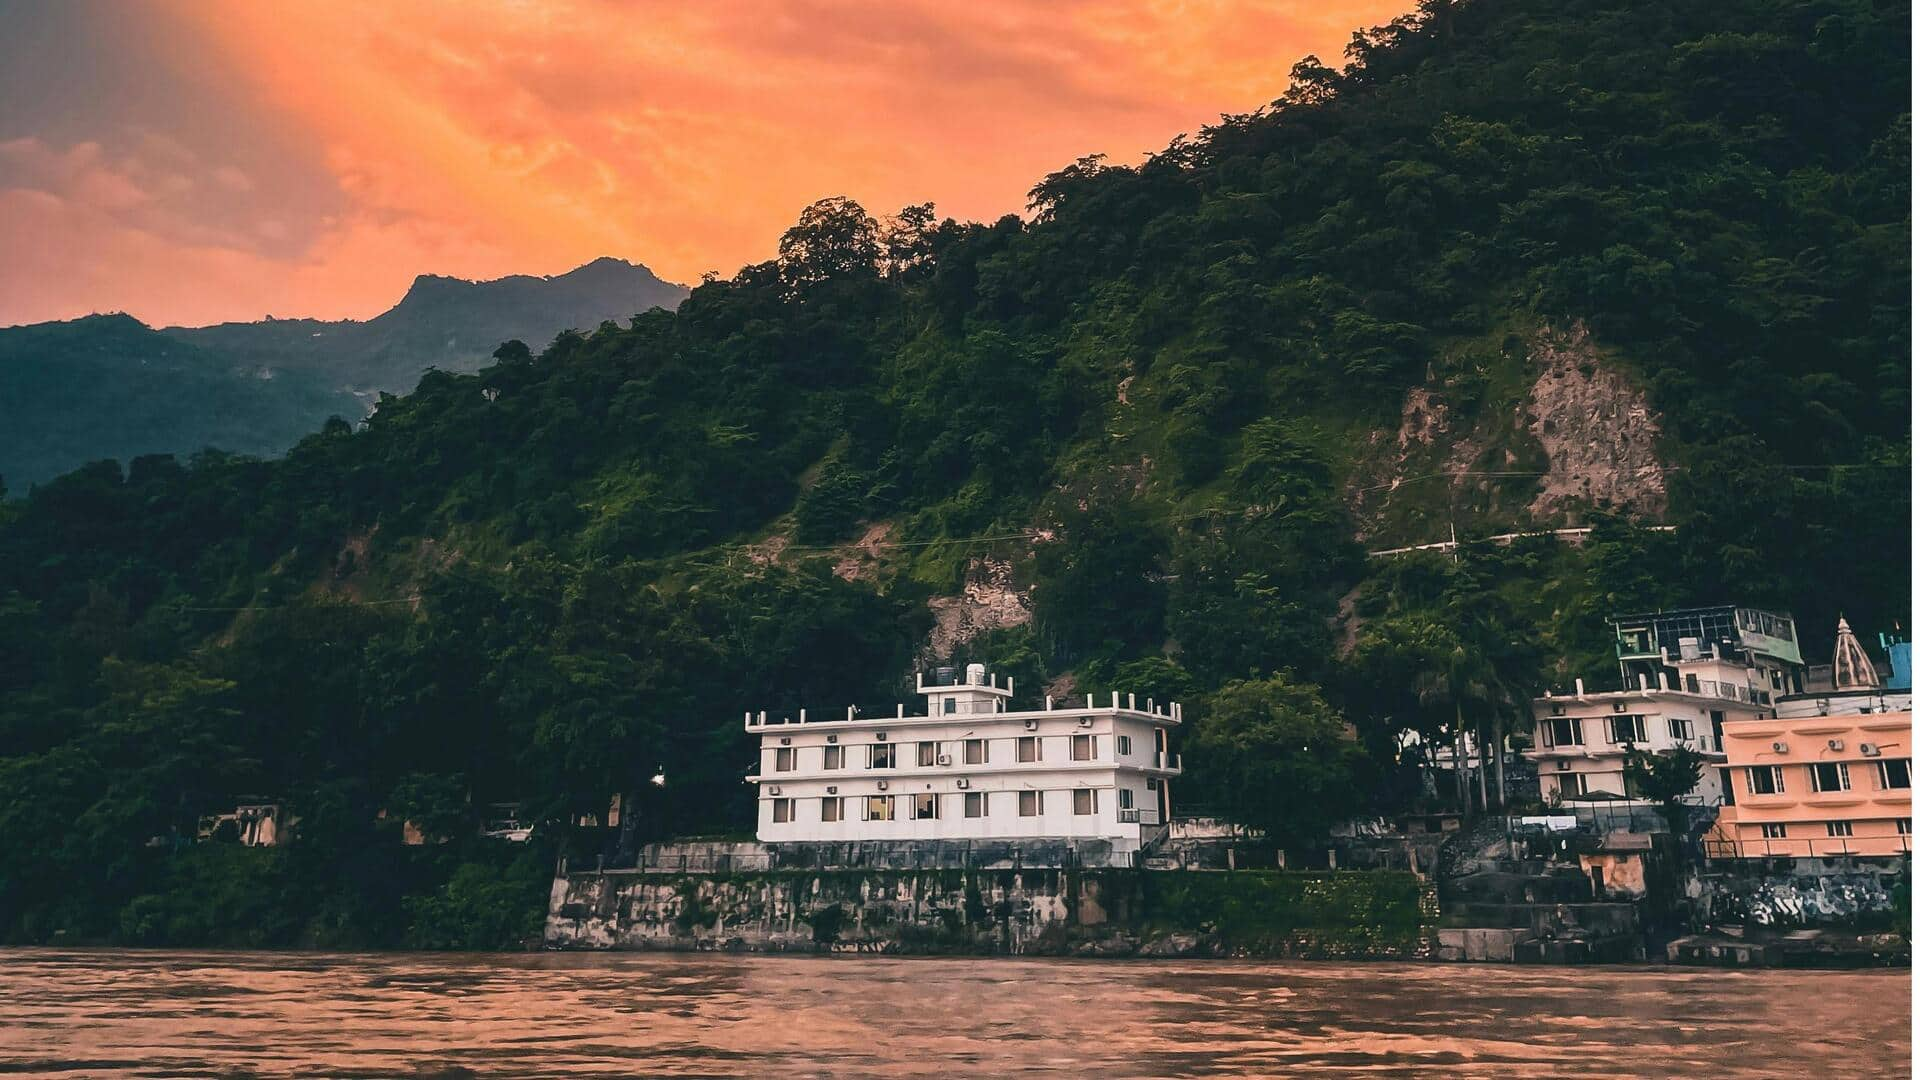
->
[167,256,688,390]
[1,258,688,490]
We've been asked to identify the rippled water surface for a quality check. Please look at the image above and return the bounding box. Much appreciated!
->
[0,948,1907,1078]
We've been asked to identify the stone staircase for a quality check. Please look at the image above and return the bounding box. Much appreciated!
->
[1435,817,1645,963]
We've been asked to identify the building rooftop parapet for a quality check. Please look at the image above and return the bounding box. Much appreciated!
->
[1534,672,1772,708]
[744,691,1183,731]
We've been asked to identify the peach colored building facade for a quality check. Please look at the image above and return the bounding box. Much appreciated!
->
[1711,691,1913,857]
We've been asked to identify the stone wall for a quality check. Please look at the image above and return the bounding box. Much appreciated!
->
[1684,856,1910,928]
[545,867,1432,959]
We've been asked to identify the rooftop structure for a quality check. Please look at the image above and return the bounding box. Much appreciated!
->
[1610,606,1802,699]
[744,663,1182,858]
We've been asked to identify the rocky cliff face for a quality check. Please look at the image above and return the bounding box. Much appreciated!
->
[1349,321,1667,544]
[1522,323,1666,523]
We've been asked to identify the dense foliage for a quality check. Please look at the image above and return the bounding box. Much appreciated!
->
[0,0,1907,946]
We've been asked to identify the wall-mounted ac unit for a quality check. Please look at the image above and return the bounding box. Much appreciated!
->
[937,754,953,766]
[875,733,887,742]
[956,778,970,789]
[768,786,782,796]
[1772,742,1790,754]
[1862,743,1882,757]
[1612,702,1627,713]
[1077,717,1094,728]
[1023,719,1039,730]
[1827,739,1846,751]
[826,734,838,744]
[825,786,838,795]
[1551,704,1566,716]
[779,737,792,746]
[1557,761,1571,771]
[876,780,889,791]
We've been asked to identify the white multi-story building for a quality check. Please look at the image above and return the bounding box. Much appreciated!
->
[744,664,1183,857]
[1526,606,1802,807]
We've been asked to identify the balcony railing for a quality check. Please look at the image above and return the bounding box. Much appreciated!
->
[1701,835,1911,860]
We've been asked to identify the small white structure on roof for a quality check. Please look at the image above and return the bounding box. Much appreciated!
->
[745,664,1182,857]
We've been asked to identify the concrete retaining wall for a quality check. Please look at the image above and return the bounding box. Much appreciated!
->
[545,867,1433,959]
[1684,856,1910,928]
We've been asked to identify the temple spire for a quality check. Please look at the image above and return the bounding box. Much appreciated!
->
[1832,616,1881,690]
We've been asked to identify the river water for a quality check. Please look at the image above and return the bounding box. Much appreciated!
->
[0,949,1906,1078]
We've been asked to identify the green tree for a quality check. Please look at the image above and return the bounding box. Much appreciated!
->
[1622,744,1706,835]
[1187,674,1368,850]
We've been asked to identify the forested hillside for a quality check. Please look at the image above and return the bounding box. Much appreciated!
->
[0,0,1907,948]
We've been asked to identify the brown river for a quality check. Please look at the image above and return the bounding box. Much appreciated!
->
[0,949,1907,1078]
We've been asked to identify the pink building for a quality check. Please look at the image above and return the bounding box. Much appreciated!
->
[1710,620,1913,857]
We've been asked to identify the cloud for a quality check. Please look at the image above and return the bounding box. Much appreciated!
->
[2,0,1412,325]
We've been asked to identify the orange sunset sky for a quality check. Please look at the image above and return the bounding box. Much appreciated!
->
[1,1,1410,328]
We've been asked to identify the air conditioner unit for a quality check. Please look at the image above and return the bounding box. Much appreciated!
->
[1612,702,1626,713]
[1077,717,1094,728]
[779,737,792,746]
[768,786,782,796]
[956,778,970,790]
[1550,704,1566,716]
[1862,743,1883,758]
[1772,741,1790,754]
[1557,761,1571,771]
[875,733,887,742]
[1827,739,1846,752]
[826,734,838,744]
[1023,719,1039,731]
[937,754,953,766]
[876,780,889,791]
[826,786,838,795]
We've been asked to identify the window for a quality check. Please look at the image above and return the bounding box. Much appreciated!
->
[1117,735,1133,756]
[1809,762,1851,793]
[1826,821,1853,838]
[771,798,795,823]
[1019,790,1044,817]
[1071,734,1095,761]
[864,795,895,821]
[1556,773,1586,799]
[823,745,844,770]
[821,797,842,823]
[963,738,986,765]
[1017,736,1041,763]
[1607,715,1647,745]
[1117,788,1134,810]
[943,698,956,715]
[1684,674,1700,693]
[1746,766,1785,796]
[964,792,987,818]
[869,744,896,769]
[1545,717,1583,747]
[913,793,939,820]
[917,741,938,767]
[1073,788,1097,815]
[1667,718,1692,742]
[1878,759,1911,790]
[1760,823,1787,839]
[774,748,795,772]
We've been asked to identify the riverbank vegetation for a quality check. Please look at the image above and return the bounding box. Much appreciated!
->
[0,0,1907,947]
